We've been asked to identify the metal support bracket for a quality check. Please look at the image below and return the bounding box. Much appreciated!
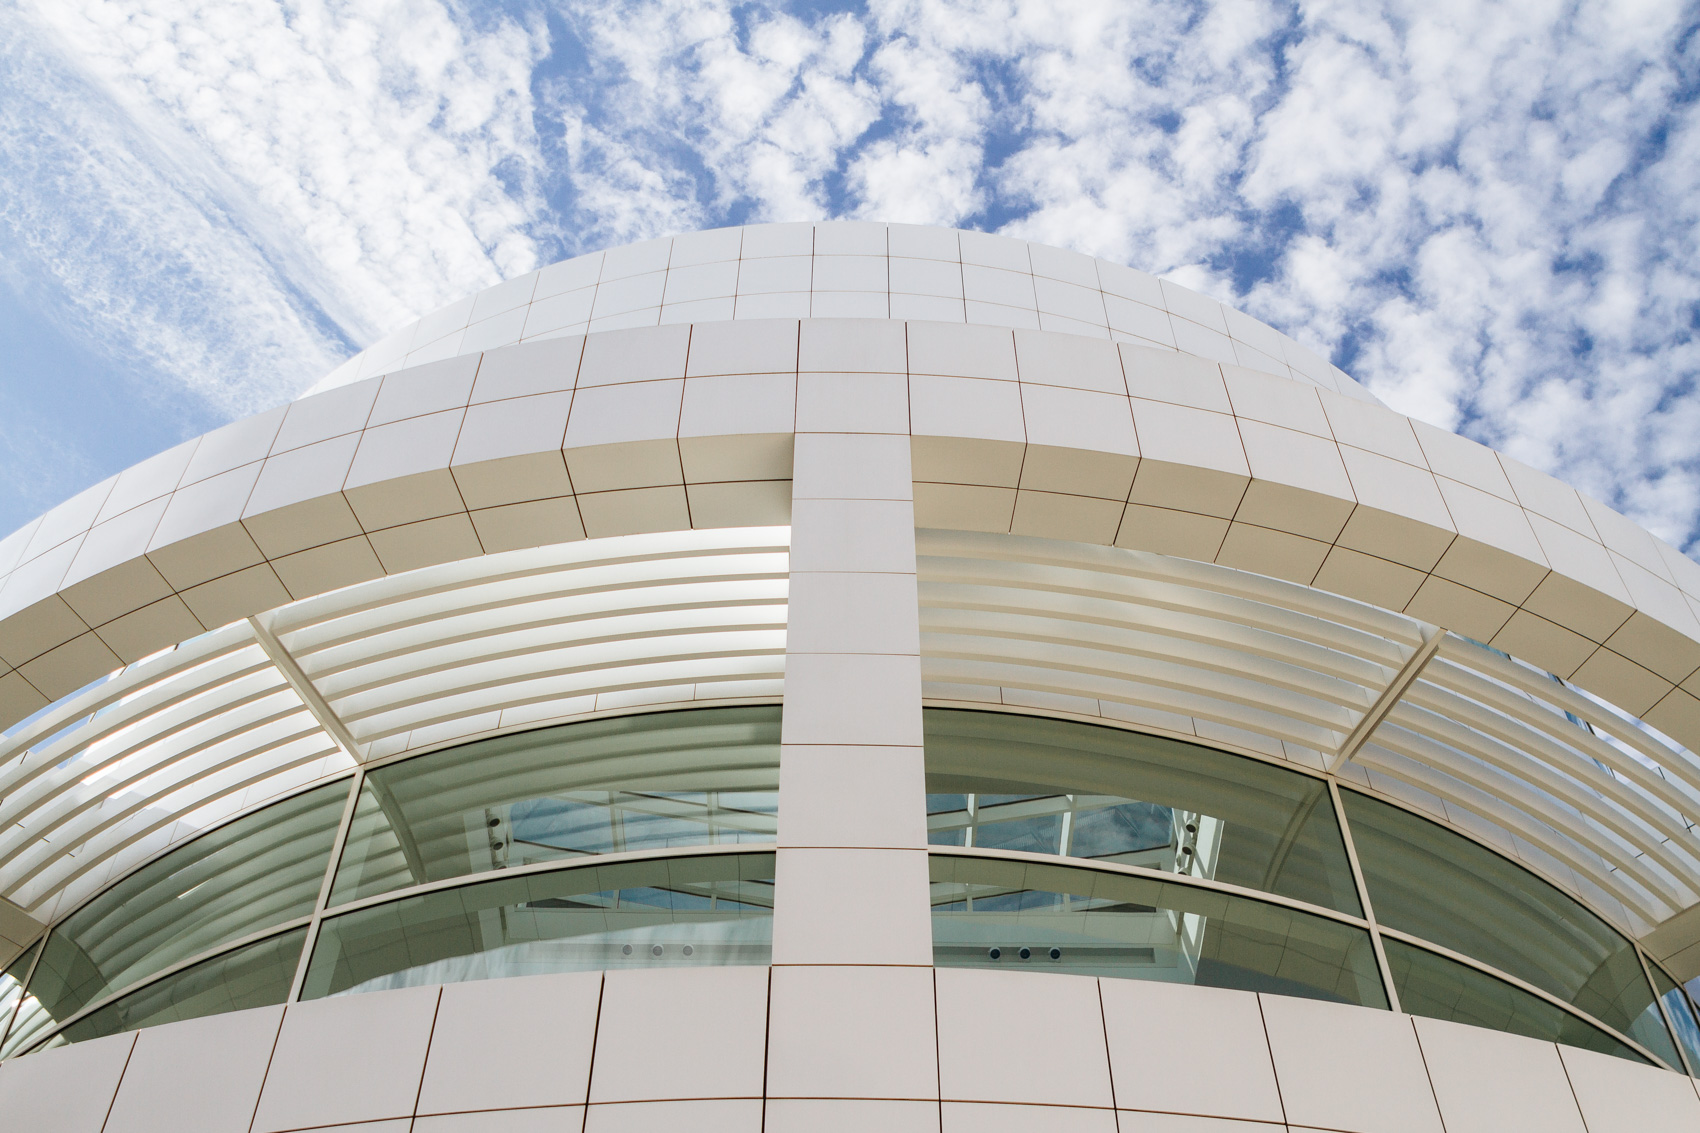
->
[249,615,365,761]
[1329,628,1444,774]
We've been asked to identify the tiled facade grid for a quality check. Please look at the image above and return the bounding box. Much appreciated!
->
[303,223,1363,404]
[3,966,1697,1133]
[2,318,1697,768]
[4,226,1700,1130]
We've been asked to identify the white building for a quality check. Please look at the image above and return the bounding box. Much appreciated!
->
[2,222,1700,1130]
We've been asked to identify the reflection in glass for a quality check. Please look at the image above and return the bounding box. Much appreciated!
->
[1341,790,1680,1067]
[1384,938,1647,1063]
[929,855,1385,1008]
[0,941,40,1057]
[1650,963,1700,1074]
[924,710,1362,914]
[305,853,776,999]
[56,929,306,1047]
[22,782,345,1038]
[331,708,780,905]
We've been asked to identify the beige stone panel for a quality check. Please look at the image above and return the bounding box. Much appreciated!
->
[1336,504,1456,572]
[678,433,794,483]
[272,535,386,599]
[914,483,1015,533]
[1571,647,1672,717]
[1018,444,1138,501]
[1490,609,1598,678]
[686,480,793,527]
[1127,459,1248,520]
[1432,536,1549,605]
[1605,608,1700,685]
[1322,388,1428,465]
[146,520,267,591]
[1645,688,1700,755]
[452,451,575,511]
[178,563,291,630]
[1235,479,1355,543]
[576,486,693,538]
[93,595,205,664]
[1115,504,1230,559]
[564,438,684,494]
[241,492,364,559]
[0,593,86,668]
[367,513,484,575]
[345,467,467,531]
[911,435,1026,488]
[1404,575,1515,640]
[1215,522,1330,584]
[19,631,123,698]
[60,557,175,629]
[1011,490,1123,544]
[1313,545,1427,610]
[1522,571,1634,644]
[0,669,48,721]
[469,497,586,553]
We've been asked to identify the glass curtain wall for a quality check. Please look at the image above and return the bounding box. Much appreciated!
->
[4,703,1697,1075]
[1340,789,1684,1068]
[306,853,776,999]
[925,709,1361,914]
[1,781,347,1057]
[0,707,781,1055]
[330,707,780,904]
[923,709,1686,1070]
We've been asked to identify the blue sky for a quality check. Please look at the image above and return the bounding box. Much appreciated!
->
[3,0,1699,554]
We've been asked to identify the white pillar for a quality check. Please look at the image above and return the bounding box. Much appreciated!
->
[771,334,931,966]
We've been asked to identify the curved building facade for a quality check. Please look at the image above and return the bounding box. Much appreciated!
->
[2,222,1700,1130]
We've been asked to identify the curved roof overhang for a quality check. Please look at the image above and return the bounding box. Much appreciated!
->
[2,222,1699,975]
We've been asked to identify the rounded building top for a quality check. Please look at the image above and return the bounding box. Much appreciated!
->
[3,222,1700,991]
[303,222,1381,405]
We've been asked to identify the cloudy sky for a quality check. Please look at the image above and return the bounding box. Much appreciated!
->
[2,0,1698,554]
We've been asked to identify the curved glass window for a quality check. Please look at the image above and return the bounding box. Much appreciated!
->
[19,780,345,1042]
[925,710,1361,915]
[1651,964,1700,1074]
[330,708,779,905]
[1383,937,1646,1062]
[1341,790,1680,1067]
[56,928,306,1048]
[304,852,775,1000]
[0,942,39,1058]
[930,855,1385,1007]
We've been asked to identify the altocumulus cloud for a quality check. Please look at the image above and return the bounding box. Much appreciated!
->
[4,0,1700,554]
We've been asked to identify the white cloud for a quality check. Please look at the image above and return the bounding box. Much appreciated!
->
[9,0,1700,553]
[548,0,881,241]
[0,18,341,417]
[25,0,549,341]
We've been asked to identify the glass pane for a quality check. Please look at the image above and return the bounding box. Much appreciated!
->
[24,781,346,1034]
[0,941,39,1057]
[925,710,1362,914]
[1650,963,1700,1075]
[306,853,776,999]
[331,708,780,905]
[1342,790,1680,1067]
[930,854,1386,1008]
[1384,937,1648,1064]
[56,929,306,1047]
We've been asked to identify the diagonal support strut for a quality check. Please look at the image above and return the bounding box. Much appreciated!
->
[248,615,364,761]
[1329,628,1444,774]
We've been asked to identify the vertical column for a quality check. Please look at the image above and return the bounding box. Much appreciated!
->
[772,326,931,966]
